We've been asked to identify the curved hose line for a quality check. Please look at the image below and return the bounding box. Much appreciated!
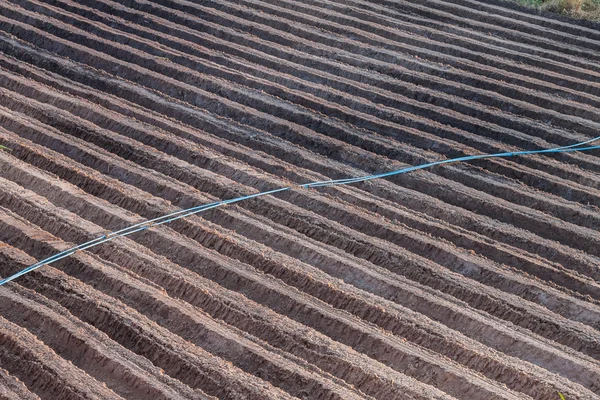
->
[1,137,599,286]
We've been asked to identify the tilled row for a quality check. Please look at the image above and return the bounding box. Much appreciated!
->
[0,261,212,400]
[0,296,124,400]
[189,0,600,113]
[0,237,294,400]
[15,0,600,177]
[0,365,40,400]
[4,0,600,178]
[0,107,598,373]
[2,43,600,297]
[7,0,594,217]
[358,0,600,59]
[424,0,600,45]
[13,0,600,199]
[4,87,600,362]
[7,95,600,398]
[2,38,600,307]
[2,69,596,310]
[0,181,474,399]
[326,0,600,75]
[433,0,600,40]
[89,0,600,141]
[0,167,575,399]
[1,38,600,350]
[2,0,600,398]
[22,0,600,119]
[5,16,600,282]
[270,0,600,84]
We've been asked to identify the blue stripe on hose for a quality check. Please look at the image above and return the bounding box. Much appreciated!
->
[1,137,599,286]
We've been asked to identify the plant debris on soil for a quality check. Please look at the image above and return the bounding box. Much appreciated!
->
[0,0,600,399]
[511,0,600,20]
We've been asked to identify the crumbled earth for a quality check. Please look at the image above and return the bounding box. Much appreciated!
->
[0,0,600,398]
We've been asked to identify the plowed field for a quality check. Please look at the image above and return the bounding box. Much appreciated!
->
[1,0,600,399]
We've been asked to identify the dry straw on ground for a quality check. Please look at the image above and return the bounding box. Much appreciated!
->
[515,0,600,20]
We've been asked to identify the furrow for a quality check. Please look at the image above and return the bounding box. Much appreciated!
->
[3,49,591,290]
[327,0,600,74]
[4,1,600,199]
[413,0,600,45]
[12,0,600,206]
[3,119,600,399]
[5,75,600,360]
[31,0,600,109]
[3,67,600,308]
[39,0,600,167]
[4,21,600,267]
[103,0,600,139]
[4,226,459,400]
[2,1,600,396]
[439,0,600,39]
[15,0,600,188]
[215,0,600,107]
[0,176,531,399]
[357,0,600,59]
[0,215,371,400]
[3,111,600,396]
[4,68,600,312]
[0,237,298,400]
[0,367,40,400]
[5,41,600,243]
[6,0,600,170]
[0,313,123,400]
[0,280,212,400]
[273,0,600,86]
[1,37,600,287]
[0,181,459,400]
[0,147,473,399]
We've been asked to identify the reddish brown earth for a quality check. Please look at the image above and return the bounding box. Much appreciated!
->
[0,0,600,398]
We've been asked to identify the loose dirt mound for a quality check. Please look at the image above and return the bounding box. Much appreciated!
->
[0,0,600,399]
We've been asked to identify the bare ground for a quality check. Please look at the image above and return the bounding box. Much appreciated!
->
[0,0,600,398]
